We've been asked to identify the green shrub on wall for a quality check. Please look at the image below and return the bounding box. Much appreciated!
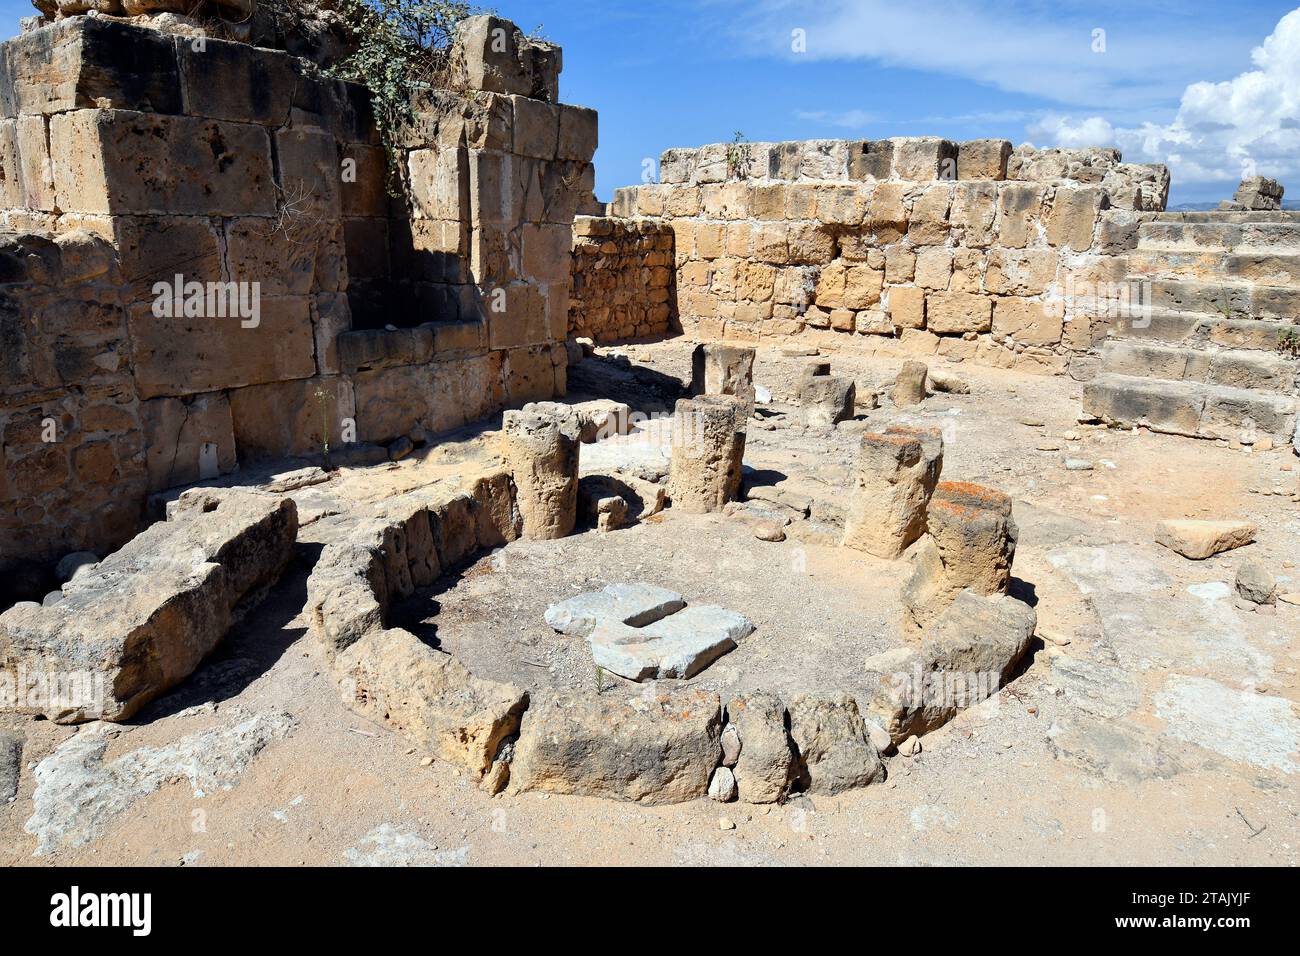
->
[329,0,478,194]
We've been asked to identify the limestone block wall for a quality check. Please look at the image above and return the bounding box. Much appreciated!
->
[0,14,597,575]
[568,137,1164,374]
[0,229,147,570]
[568,216,676,342]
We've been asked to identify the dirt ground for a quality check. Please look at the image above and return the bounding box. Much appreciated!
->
[3,337,1298,866]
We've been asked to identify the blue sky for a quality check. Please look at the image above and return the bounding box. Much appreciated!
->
[5,2,1298,205]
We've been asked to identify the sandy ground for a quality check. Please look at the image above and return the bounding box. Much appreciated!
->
[3,337,1298,866]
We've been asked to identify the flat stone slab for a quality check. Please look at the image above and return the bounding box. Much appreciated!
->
[546,583,754,681]
[1155,519,1257,560]
[590,605,755,680]
[544,583,685,638]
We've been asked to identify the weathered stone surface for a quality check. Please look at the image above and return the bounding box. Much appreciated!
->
[842,429,943,559]
[1232,176,1284,211]
[502,408,579,539]
[0,489,297,722]
[23,710,295,856]
[588,604,754,681]
[902,482,1017,631]
[0,731,20,802]
[727,691,796,804]
[544,582,685,638]
[691,343,756,415]
[578,473,665,524]
[1155,519,1257,560]
[509,688,722,804]
[958,139,1011,180]
[799,374,855,427]
[867,590,1036,742]
[335,627,528,778]
[668,396,746,514]
[788,694,884,795]
[708,766,737,802]
[892,359,928,406]
[1235,560,1277,605]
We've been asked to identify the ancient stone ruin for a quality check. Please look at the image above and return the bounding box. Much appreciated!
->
[0,6,1297,866]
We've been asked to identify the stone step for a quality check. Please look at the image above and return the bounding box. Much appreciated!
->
[1099,340,1296,393]
[1091,309,1294,350]
[1082,373,1298,441]
[1129,250,1300,286]
[1138,219,1300,252]
[1146,211,1300,224]
[1148,278,1300,320]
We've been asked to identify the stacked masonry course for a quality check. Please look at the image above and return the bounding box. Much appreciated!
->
[568,216,676,342]
[0,14,598,575]
[567,138,1170,377]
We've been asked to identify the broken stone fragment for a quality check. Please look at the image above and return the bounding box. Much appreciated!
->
[708,766,737,802]
[578,473,664,525]
[842,429,943,559]
[720,723,742,767]
[544,582,685,638]
[1155,519,1257,560]
[509,689,723,804]
[892,360,928,407]
[668,396,747,514]
[1235,560,1277,605]
[901,481,1017,632]
[799,374,856,427]
[788,694,885,795]
[691,343,757,416]
[335,628,528,779]
[867,590,1036,743]
[928,368,969,394]
[727,692,797,804]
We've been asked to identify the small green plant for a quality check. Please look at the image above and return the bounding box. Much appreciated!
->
[313,387,333,471]
[329,0,477,195]
[1279,325,1300,357]
[726,130,749,179]
[594,665,607,695]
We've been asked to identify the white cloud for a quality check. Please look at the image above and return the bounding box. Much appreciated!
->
[1026,114,1116,149]
[1025,9,1300,187]
[735,0,1256,111]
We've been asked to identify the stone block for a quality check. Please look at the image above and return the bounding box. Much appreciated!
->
[229,375,355,463]
[847,139,894,180]
[789,694,884,795]
[842,429,942,558]
[887,286,926,329]
[140,392,236,491]
[51,110,275,216]
[957,139,1011,180]
[0,489,296,722]
[1047,185,1105,251]
[727,692,797,804]
[926,291,992,334]
[129,296,316,399]
[890,137,958,181]
[512,94,559,159]
[510,688,722,804]
[1155,519,1257,560]
[557,103,597,161]
[993,297,1062,345]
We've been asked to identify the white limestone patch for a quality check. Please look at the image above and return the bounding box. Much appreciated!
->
[344,824,468,867]
[24,711,296,856]
[1047,546,1172,595]
[1154,674,1299,774]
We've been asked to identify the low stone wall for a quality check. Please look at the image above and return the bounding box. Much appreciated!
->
[568,216,676,342]
[577,138,1166,374]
